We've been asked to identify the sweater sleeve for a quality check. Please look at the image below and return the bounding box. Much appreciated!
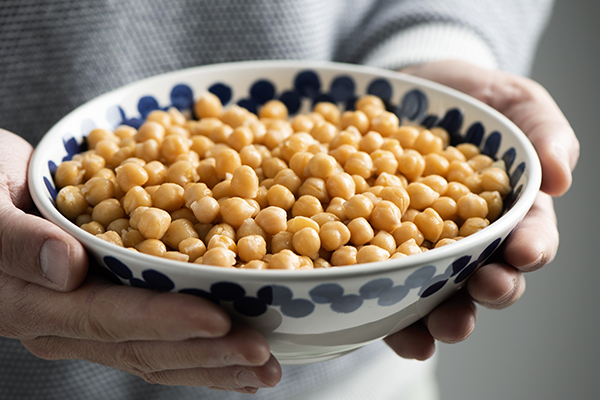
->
[341,0,554,75]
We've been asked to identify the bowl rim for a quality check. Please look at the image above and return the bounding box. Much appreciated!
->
[28,60,542,282]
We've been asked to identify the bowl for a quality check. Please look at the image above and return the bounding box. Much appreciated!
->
[28,60,541,365]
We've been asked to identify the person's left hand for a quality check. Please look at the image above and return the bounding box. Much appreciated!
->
[384,60,580,360]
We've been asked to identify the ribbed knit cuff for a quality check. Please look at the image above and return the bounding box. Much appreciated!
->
[361,22,498,71]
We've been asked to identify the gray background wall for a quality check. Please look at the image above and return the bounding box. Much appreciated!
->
[436,0,600,399]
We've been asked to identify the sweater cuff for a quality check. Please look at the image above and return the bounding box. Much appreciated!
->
[361,22,498,71]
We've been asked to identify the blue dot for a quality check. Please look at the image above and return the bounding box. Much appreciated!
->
[455,260,480,284]
[170,84,194,110]
[465,122,485,146]
[451,256,471,277]
[279,90,302,114]
[142,269,175,292]
[401,89,428,121]
[208,83,232,106]
[421,115,439,129]
[504,184,522,211]
[378,285,409,306]
[257,285,293,306]
[294,70,321,99]
[211,282,245,301]
[482,131,502,158]
[62,136,84,160]
[250,80,276,104]
[179,288,219,304]
[331,294,363,313]
[437,108,463,135]
[502,148,517,172]
[367,78,392,103]
[330,75,355,103]
[44,176,58,202]
[405,266,436,288]
[312,93,336,107]
[360,278,394,299]
[281,298,315,318]
[420,280,447,298]
[309,283,344,304]
[103,256,133,279]
[137,96,160,118]
[510,162,526,188]
[478,238,502,262]
[237,98,259,114]
[234,297,268,317]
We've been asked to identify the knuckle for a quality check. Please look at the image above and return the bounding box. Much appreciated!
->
[115,341,159,375]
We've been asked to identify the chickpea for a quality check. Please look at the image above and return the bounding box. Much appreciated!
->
[291,195,324,218]
[440,220,459,240]
[370,231,397,255]
[468,154,495,171]
[344,151,374,179]
[371,150,398,176]
[397,149,426,181]
[55,160,85,188]
[268,249,301,270]
[271,231,294,254]
[396,238,423,256]
[311,212,340,228]
[166,160,199,187]
[151,183,185,213]
[430,196,458,221]
[412,129,444,155]
[331,246,358,266]
[347,217,375,246]
[480,167,511,196]
[310,121,338,143]
[293,228,321,259]
[319,221,351,252]
[266,184,295,210]
[441,146,467,163]
[392,126,420,149]
[479,190,504,222]
[56,186,89,219]
[459,217,489,237]
[81,221,105,235]
[405,182,439,211]
[202,247,236,267]
[299,177,329,204]
[194,92,223,119]
[325,197,348,221]
[96,231,124,247]
[325,172,356,200]
[229,165,259,199]
[370,112,399,137]
[356,245,390,264]
[81,153,106,180]
[121,228,145,248]
[445,181,471,201]
[143,160,167,186]
[189,196,220,224]
[136,238,167,257]
[92,198,125,228]
[135,139,161,163]
[291,114,315,133]
[161,218,199,250]
[136,207,171,239]
[414,208,444,243]
[219,197,256,228]
[359,131,384,153]
[340,110,370,134]
[237,235,267,262]
[115,163,149,192]
[207,234,237,253]
[255,206,288,235]
[343,194,374,220]
[392,221,424,246]
[214,148,242,180]
[423,153,450,177]
[457,193,489,220]
[121,186,152,214]
[87,128,118,150]
[205,223,236,245]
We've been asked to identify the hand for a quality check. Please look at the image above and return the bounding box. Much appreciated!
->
[385,60,580,360]
[0,129,281,394]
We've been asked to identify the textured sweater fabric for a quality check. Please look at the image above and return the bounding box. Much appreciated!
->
[0,1,553,399]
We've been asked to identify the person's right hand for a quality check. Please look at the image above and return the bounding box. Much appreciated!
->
[0,129,281,394]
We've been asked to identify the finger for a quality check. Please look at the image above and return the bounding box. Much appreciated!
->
[22,337,280,390]
[467,262,526,309]
[0,275,231,341]
[423,291,477,344]
[502,192,558,272]
[0,131,88,291]
[384,320,435,361]
[143,355,282,389]
[22,325,271,372]
[402,60,579,196]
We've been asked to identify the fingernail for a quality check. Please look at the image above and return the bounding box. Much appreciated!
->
[40,239,70,289]
[238,370,269,388]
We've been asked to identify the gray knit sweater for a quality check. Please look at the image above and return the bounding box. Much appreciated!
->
[0,1,552,399]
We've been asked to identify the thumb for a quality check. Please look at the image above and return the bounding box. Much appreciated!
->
[0,130,88,291]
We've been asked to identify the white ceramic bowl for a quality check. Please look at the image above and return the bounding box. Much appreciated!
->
[28,60,541,365]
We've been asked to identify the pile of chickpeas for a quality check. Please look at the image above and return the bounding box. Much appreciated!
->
[54,92,511,270]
